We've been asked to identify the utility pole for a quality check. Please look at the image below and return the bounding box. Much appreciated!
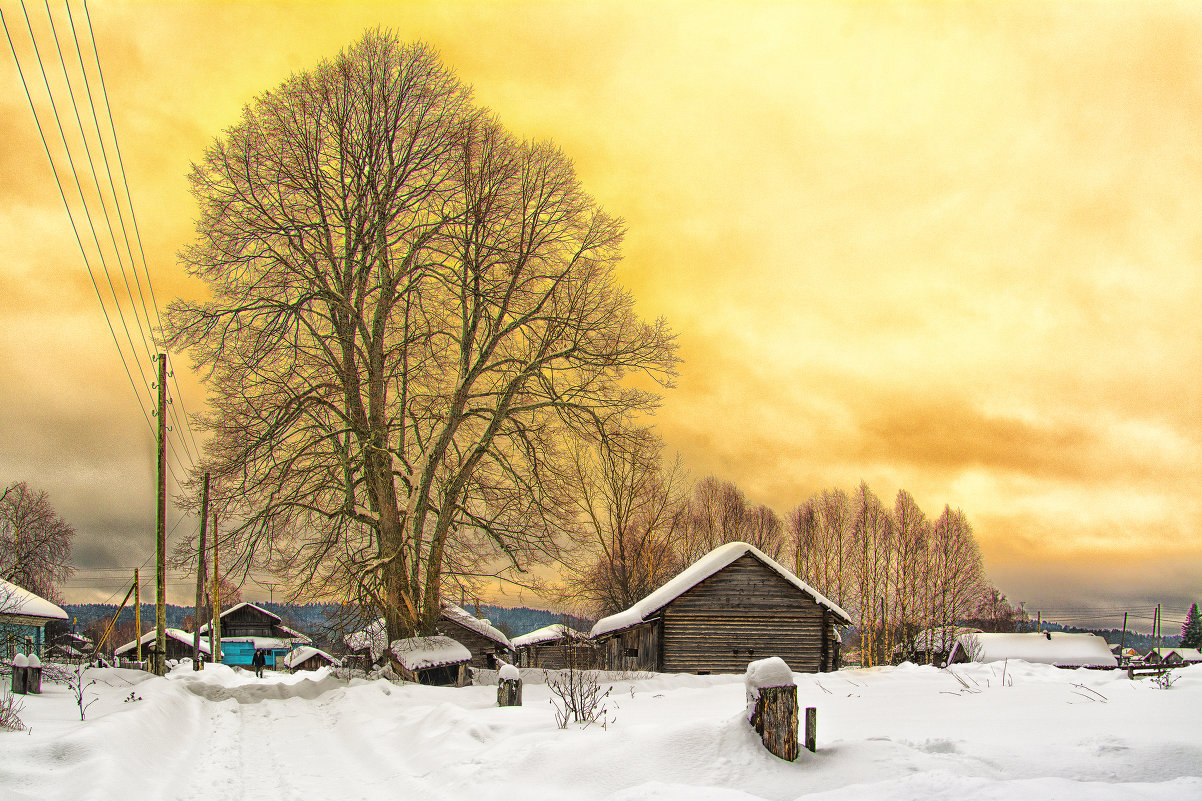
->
[1119,611,1128,663]
[1155,603,1162,657]
[193,472,210,670]
[211,512,222,664]
[134,568,141,664]
[155,353,167,676]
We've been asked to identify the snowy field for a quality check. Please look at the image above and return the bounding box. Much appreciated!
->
[2,661,1200,801]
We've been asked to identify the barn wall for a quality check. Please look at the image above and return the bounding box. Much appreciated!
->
[522,640,599,670]
[600,621,660,672]
[436,618,508,668]
[221,606,277,638]
[661,554,831,674]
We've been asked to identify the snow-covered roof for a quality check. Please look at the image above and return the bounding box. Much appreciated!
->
[590,541,852,638]
[222,636,303,651]
[115,628,211,656]
[440,603,511,648]
[281,646,342,669]
[0,578,69,621]
[948,632,1118,668]
[512,623,585,648]
[345,618,388,661]
[198,601,282,634]
[390,635,471,670]
[1148,647,1202,663]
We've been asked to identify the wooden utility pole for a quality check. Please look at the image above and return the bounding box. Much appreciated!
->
[1119,612,1128,661]
[193,473,210,669]
[155,353,167,676]
[211,512,222,664]
[134,568,141,664]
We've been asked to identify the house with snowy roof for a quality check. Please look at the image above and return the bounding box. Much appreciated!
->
[198,602,312,669]
[115,628,211,663]
[1144,647,1202,666]
[282,645,342,672]
[435,604,513,668]
[512,623,596,669]
[893,626,984,666]
[0,577,69,660]
[590,541,852,674]
[946,631,1118,668]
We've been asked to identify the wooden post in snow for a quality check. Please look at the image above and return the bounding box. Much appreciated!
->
[134,568,141,665]
[746,657,799,761]
[497,664,522,706]
[805,706,817,753]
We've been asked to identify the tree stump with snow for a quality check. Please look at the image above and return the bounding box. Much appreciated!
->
[497,664,523,706]
[25,655,42,694]
[10,654,28,695]
[746,657,799,761]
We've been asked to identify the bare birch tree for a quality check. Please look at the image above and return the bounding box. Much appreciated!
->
[167,32,675,645]
[0,482,74,602]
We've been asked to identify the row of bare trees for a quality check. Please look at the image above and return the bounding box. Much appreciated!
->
[791,484,987,666]
[1,482,74,604]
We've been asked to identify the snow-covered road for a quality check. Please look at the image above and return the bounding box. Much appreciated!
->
[2,662,1201,800]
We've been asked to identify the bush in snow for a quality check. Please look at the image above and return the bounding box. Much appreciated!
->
[1152,670,1177,690]
[69,663,97,721]
[547,650,614,729]
[0,685,25,732]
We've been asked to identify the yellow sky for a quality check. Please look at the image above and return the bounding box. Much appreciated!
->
[2,0,1199,625]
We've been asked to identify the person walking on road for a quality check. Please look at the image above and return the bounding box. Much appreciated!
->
[251,648,266,678]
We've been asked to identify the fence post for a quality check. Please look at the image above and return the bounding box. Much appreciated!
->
[25,654,42,694]
[497,664,523,707]
[10,654,28,695]
[805,706,817,752]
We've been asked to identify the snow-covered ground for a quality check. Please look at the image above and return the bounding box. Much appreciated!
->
[1,661,1200,800]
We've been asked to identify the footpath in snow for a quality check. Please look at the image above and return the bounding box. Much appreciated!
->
[1,660,1200,801]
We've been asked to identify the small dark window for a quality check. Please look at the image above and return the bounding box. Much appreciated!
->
[625,647,639,658]
[697,671,710,676]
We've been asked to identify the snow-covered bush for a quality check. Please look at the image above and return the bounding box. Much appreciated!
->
[547,667,613,729]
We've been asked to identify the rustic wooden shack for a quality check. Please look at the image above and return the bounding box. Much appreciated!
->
[947,632,1118,668]
[512,624,597,669]
[590,542,851,674]
[282,645,342,672]
[1145,647,1202,665]
[435,604,513,669]
[390,635,471,686]
[114,628,211,664]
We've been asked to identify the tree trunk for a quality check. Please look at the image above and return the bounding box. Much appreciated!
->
[750,685,799,761]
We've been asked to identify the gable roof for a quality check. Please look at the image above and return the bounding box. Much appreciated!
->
[0,578,69,621]
[590,541,852,638]
[512,623,585,648]
[282,646,342,669]
[948,632,1117,668]
[439,603,512,648]
[198,601,282,634]
[1148,647,1202,662]
[115,628,211,656]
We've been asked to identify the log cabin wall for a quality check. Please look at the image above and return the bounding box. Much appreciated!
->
[436,617,507,668]
[220,605,278,638]
[600,621,661,672]
[524,640,600,670]
[660,553,832,674]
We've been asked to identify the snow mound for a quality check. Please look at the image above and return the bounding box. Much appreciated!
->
[179,672,345,703]
[744,656,794,708]
[498,663,520,681]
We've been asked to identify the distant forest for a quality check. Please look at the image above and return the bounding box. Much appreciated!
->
[61,602,591,648]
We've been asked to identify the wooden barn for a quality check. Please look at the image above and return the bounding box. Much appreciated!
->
[512,624,597,669]
[389,636,471,686]
[947,632,1118,668]
[1145,647,1202,666]
[590,542,851,674]
[435,604,513,668]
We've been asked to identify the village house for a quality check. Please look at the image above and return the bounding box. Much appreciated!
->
[512,623,596,669]
[114,628,210,664]
[1144,647,1202,666]
[590,541,851,674]
[198,602,312,669]
[0,578,69,660]
[946,631,1118,668]
[893,626,983,666]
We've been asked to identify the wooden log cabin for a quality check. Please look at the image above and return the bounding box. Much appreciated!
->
[199,602,312,669]
[512,624,597,669]
[590,542,851,674]
[435,604,513,669]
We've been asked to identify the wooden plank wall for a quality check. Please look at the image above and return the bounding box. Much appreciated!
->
[221,605,277,638]
[661,554,834,674]
[524,641,600,670]
[600,621,661,672]
[435,617,507,668]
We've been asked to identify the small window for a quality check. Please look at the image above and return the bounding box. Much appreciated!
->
[625,647,639,658]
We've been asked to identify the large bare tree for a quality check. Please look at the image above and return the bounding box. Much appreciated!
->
[167,33,675,644]
[0,482,74,603]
